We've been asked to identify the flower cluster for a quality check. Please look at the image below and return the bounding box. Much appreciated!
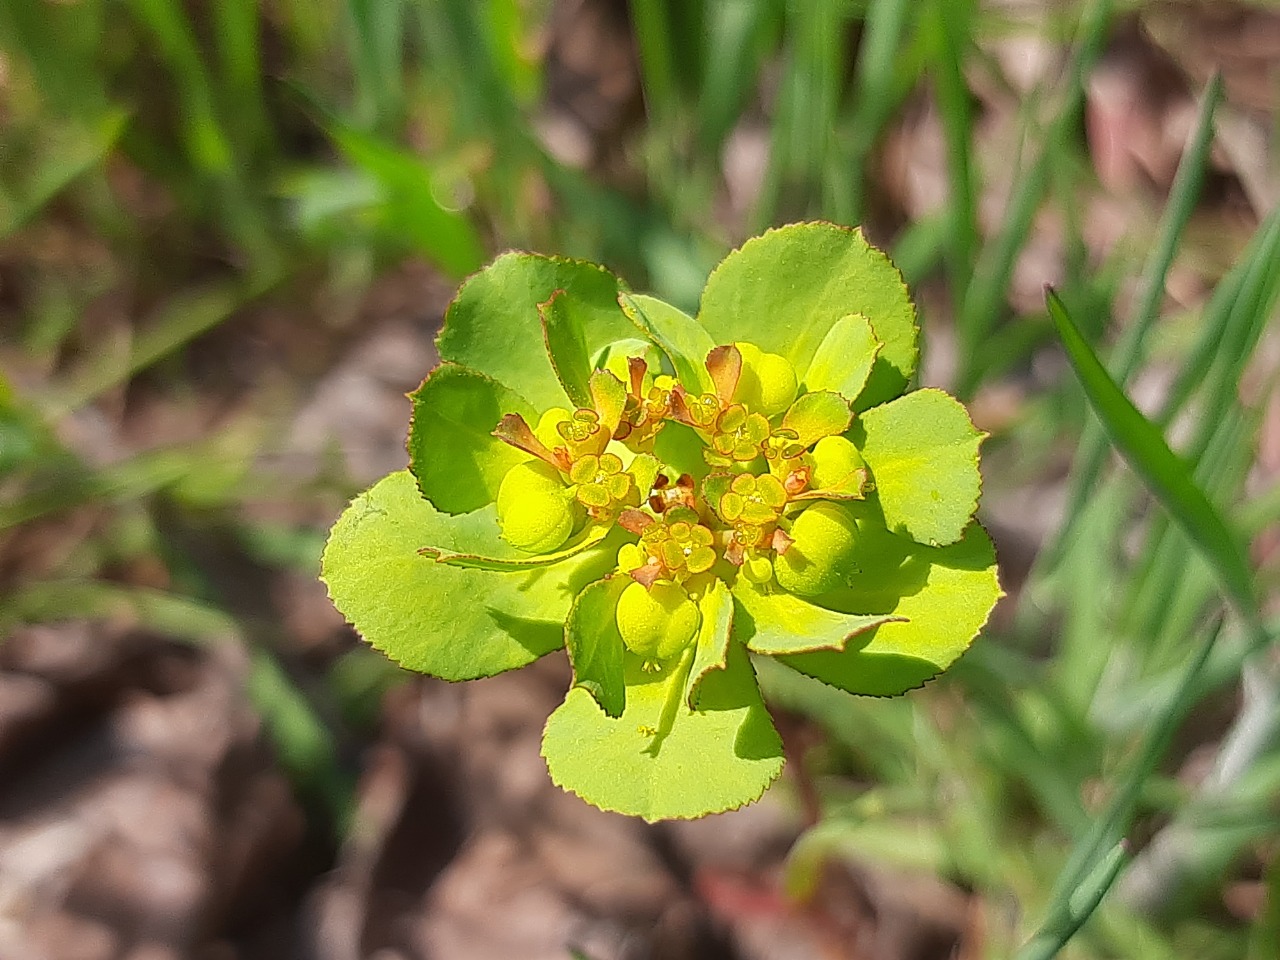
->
[322,223,1002,821]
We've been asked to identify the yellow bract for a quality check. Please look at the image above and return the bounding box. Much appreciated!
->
[733,341,798,417]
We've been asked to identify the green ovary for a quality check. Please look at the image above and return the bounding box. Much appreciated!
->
[496,460,580,553]
[615,580,700,662]
[809,436,865,491]
[733,342,798,418]
[774,501,858,597]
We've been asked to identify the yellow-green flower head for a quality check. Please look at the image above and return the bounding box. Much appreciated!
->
[620,507,718,583]
[324,223,1000,825]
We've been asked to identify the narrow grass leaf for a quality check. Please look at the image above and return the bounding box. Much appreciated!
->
[630,0,680,126]
[927,0,978,308]
[320,112,486,276]
[1158,207,1280,429]
[695,0,778,154]
[1019,619,1224,959]
[212,0,270,156]
[1047,289,1260,631]
[1018,842,1129,960]
[346,0,406,132]
[956,0,1112,396]
[127,0,234,174]
[1043,72,1223,570]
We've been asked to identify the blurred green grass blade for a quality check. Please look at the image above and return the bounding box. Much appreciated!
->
[1159,207,1280,428]
[827,0,912,225]
[1046,288,1261,636]
[0,109,129,239]
[926,0,978,308]
[0,450,188,530]
[958,650,1095,833]
[630,0,681,126]
[1123,208,1280,646]
[754,0,849,225]
[346,0,406,132]
[424,0,529,145]
[890,212,950,286]
[44,281,252,418]
[1052,481,1130,707]
[212,0,271,158]
[696,0,779,154]
[483,0,540,105]
[1,580,238,641]
[318,113,486,276]
[955,0,1111,397]
[247,648,355,831]
[0,0,108,116]
[1042,73,1223,570]
[1248,852,1280,960]
[785,817,951,896]
[127,0,234,174]
[1121,662,1280,919]
[1117,72,1224,382]
[1127,408,1253,656]
[1019,619,1223,959]
[754,656,918,783]
[1018,841,1129,960]
[850,0,912,135]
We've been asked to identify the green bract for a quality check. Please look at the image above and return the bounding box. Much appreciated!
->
[322,222,1002,821]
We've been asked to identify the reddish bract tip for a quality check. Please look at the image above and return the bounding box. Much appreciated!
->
[629,561,663,588]
[627,356,647,395]
[784,467,810,496]
[618,509,653,535]
[705,344,742,404]
[492,413,564,471]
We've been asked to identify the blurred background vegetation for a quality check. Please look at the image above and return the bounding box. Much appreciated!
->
[1,1,1279,958]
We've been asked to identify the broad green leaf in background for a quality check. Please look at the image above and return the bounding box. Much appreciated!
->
[697,223,918,410]
[801,313,882,401]
[407,362,535,514]
[322,471,613,680]
[437,253,634,412]
[564,576,628,718]
[781,518,1001,696]
[856,388,984,546]
[619,291,716,394]
[542,640,784,821]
